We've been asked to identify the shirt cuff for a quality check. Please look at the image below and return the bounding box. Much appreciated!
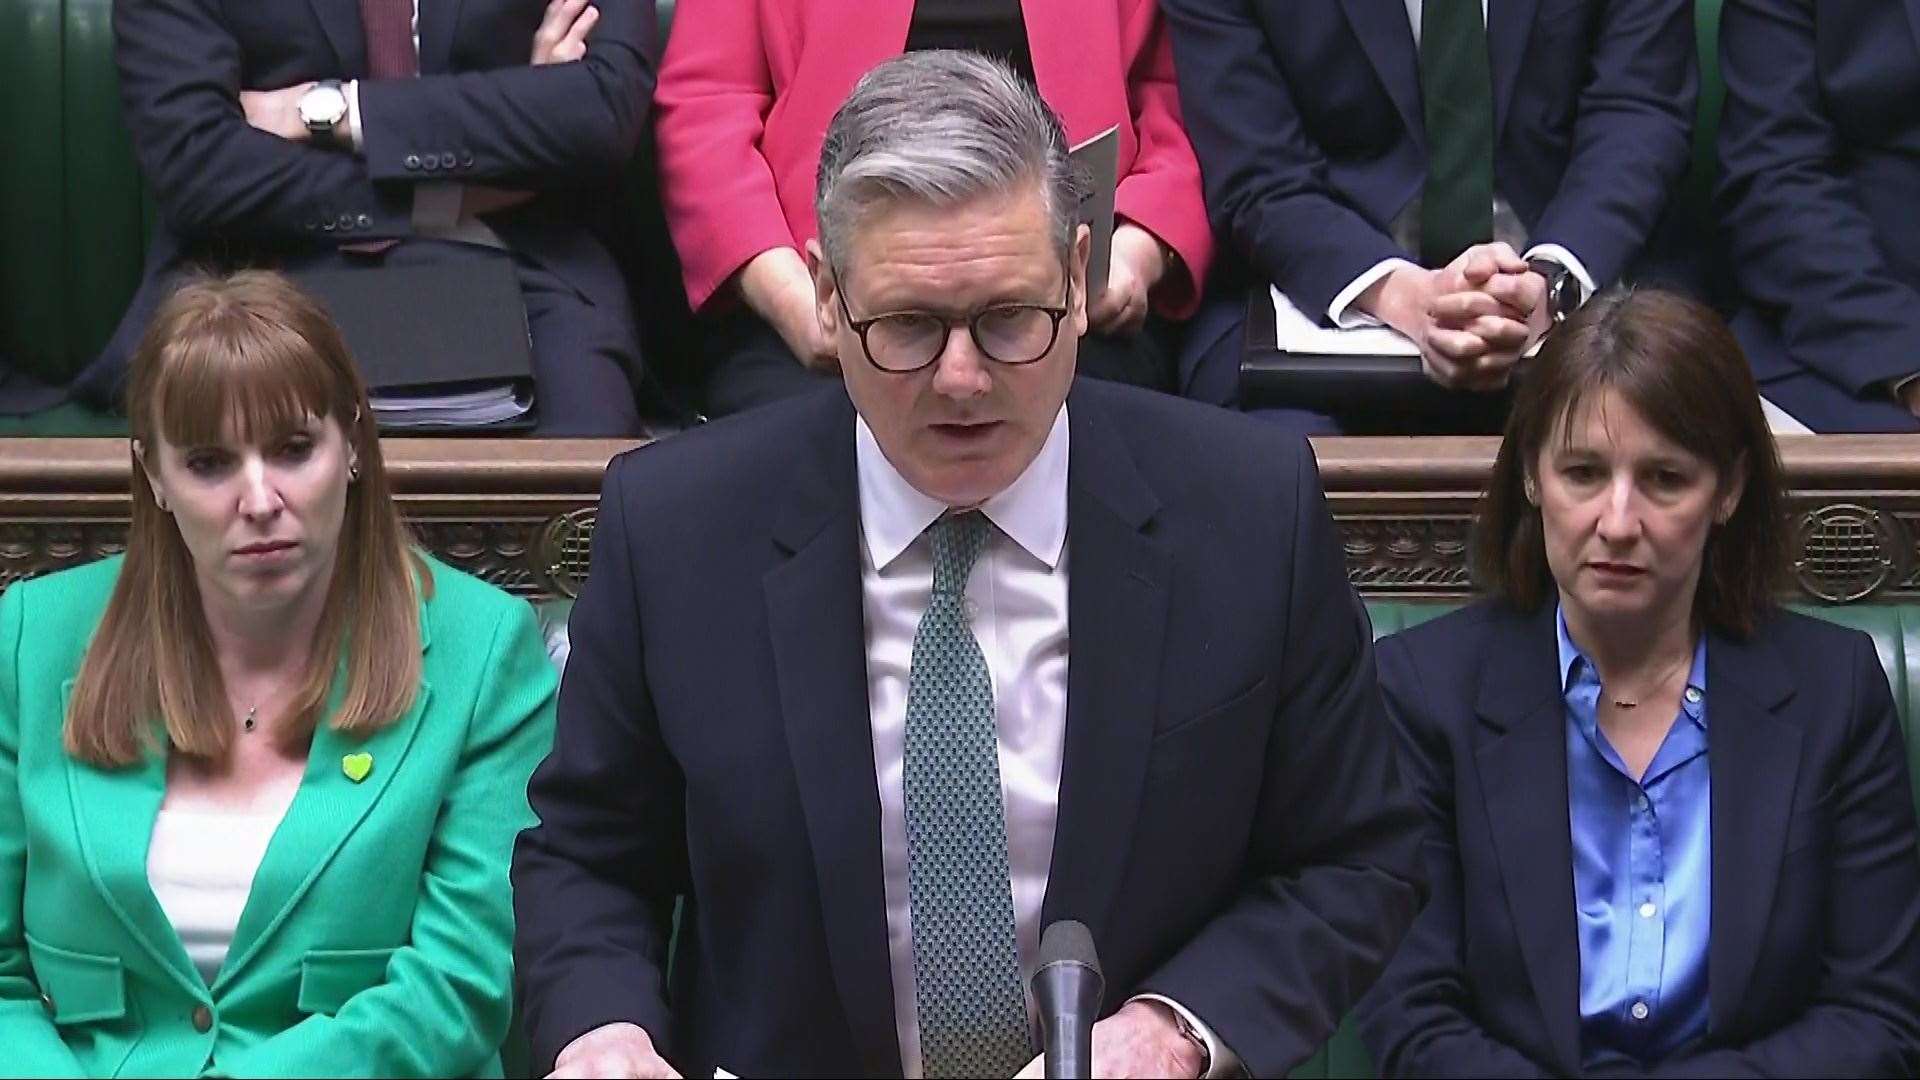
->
[1129,994,1243,1078]
[1521,242,1596,301]
[1328,258,1420,328]
[344,80,365,155]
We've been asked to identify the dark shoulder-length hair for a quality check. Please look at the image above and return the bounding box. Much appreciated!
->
[1473,287,1789,639]
[67,270,429,767]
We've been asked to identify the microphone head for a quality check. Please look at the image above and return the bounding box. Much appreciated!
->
[1037,919,1101,975]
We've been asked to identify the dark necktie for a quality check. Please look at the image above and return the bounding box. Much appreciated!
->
[360,0,417,79]
[1419,0,1495,267]
[902,512,1034,1078]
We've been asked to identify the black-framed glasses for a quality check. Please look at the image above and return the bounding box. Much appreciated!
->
[832,266,1073,373]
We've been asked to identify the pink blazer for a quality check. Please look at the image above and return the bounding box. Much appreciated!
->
[654,0,1215,318]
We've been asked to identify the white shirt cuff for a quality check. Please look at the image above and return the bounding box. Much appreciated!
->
[1521,242,1596,301]
[344,80,365,155]
[1328,258,1420,328]
[1129,994,1242,1078]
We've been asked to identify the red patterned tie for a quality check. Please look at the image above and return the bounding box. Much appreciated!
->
[360,0,417,79]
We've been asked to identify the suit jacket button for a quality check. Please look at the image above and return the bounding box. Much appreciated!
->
[40,992,53,1014]
[192,1005,213,1032]
[357,213,373,228]
[322,220,336,231]
[460,152,474,168]
[337,213,357,230]
[440,151,456,168]
[404,153,422,170]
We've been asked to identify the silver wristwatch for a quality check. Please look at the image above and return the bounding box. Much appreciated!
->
[298,80,348,145]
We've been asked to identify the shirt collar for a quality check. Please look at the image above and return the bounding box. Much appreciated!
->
[1556,605,1709,729]
[855,405,1070,571]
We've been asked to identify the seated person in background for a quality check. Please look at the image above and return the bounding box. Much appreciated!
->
[0,272,558,1075]
[1357,289,1920,1076]
[77,0,656,436]
[653,0,1215,416]
[1161,0,1696,433]
[513,52,1422,1079]
[1717,0,1920,433]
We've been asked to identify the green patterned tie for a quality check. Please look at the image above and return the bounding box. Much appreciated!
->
[903,512,1034,1079]
[1419,0,1496,267]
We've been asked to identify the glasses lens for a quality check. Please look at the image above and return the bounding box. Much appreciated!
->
[866,313,946,371]
[974,305,1056,364]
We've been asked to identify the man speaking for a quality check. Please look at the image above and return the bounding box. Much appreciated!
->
[511,51,1425,1079]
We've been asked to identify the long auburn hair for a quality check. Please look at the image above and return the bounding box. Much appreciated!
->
[1472,287,1788,640]
[67,271,429,767]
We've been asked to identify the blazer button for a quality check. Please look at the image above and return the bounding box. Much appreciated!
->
[460,152,474,168]
[440,151,456,168]
[192,1005,213,1032]
[40,992,53,1014]
[357,213,373,229]
[404,153,422,170]
[337,212,357,231]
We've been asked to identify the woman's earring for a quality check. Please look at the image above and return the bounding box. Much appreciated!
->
[1523,479,1538,504]
[348,461,361,482]
[153,493,169,512]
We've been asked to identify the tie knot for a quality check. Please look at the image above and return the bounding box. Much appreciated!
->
[929,512,989,596]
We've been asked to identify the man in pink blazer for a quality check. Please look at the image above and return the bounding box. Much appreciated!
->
[654,0,1215,415]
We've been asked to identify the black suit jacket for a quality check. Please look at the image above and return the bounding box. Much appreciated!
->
[1717,0,1920,398]
[1159,0,1695,322]
[83,0,656,402]
[1357,600,1920,1077]
[511,379,1427,1078]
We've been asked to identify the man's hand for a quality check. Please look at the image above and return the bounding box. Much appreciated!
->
[548,1022,679,1079]
[741,246,839,373]
[1359,242,1543,392]
[1086,224,1165,336]
[1013,1000,1205,1079]
[240,82,317,143]
[533,0,600,65]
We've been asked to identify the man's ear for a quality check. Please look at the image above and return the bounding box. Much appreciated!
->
[805,238,838,337]
[1069,223,1091,337]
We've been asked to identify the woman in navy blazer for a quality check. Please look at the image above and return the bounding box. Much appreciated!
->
[1357,289,1920,1076]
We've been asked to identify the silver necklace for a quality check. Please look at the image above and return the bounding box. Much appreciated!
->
[243,705,258,733]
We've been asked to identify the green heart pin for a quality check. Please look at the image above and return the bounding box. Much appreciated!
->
[341,752,373,783]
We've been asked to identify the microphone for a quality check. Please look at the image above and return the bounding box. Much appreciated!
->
[1031,920,1104,1080]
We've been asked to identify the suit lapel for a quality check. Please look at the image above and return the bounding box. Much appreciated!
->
[1039,390,1170,951]
[1340,0,1425,147]
[417,0,466,76]
[308,0,368,77]
[1488,0,1543,140]
[61,681,204,1000]
[764,393,903,1078]
[215,601,435,989]
[1472,606,1582,1074]
[1704,630,1799,1036]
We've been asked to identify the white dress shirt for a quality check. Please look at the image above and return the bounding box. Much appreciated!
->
[856,406,1236,1078]
[1326,0,1596,327]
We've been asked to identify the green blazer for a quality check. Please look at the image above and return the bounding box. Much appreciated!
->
[0,554,558,1078]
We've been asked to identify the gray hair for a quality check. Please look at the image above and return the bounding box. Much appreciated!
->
[815,50,1086,278]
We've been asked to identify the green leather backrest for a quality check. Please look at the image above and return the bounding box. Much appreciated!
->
[1,0,154,385]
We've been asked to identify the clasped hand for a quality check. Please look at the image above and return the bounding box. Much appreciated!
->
[1363,241,1553,393]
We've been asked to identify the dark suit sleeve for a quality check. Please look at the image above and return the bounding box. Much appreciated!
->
[511,457,685,1074]
[355,0,655,188]
[1353,635,1555,1079]
[1527,0,1695,289]
[1134,442,1428,1077]
[1716,0,1920,393]
[1650,636,1920,1078]
[114,0,413,240]
[1157,0,1410,322]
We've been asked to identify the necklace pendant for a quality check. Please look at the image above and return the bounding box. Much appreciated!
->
[244,706,258,733]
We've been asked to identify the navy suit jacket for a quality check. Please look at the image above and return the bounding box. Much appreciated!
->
[1718,0,1920,398]
[82,0,656,403]
[511,379,1427,1078]
[1357,600,1920,1077]
[1159,0,1695,322]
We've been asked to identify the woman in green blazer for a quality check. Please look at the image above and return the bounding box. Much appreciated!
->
[0,272,558,1077]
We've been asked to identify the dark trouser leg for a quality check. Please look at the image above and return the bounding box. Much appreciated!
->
[519,258,646,437]
[1075,316,1178,393]
[1757,368,1920,433]
[701,310,838,418]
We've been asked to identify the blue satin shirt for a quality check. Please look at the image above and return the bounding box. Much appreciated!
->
[1558,608,1712,1066]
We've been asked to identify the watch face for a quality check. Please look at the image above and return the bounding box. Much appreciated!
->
[301,87,347,126]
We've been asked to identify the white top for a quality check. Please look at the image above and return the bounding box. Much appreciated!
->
[855,406,1236,1076]
[147,791,298,985]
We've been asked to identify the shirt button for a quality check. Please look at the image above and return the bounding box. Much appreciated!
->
[1635,793,1650,811]
[1639,901,1657,918]
[1630,1001,1650,1021]
[192,1005,213,1032]
[1684,686,1702,704]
